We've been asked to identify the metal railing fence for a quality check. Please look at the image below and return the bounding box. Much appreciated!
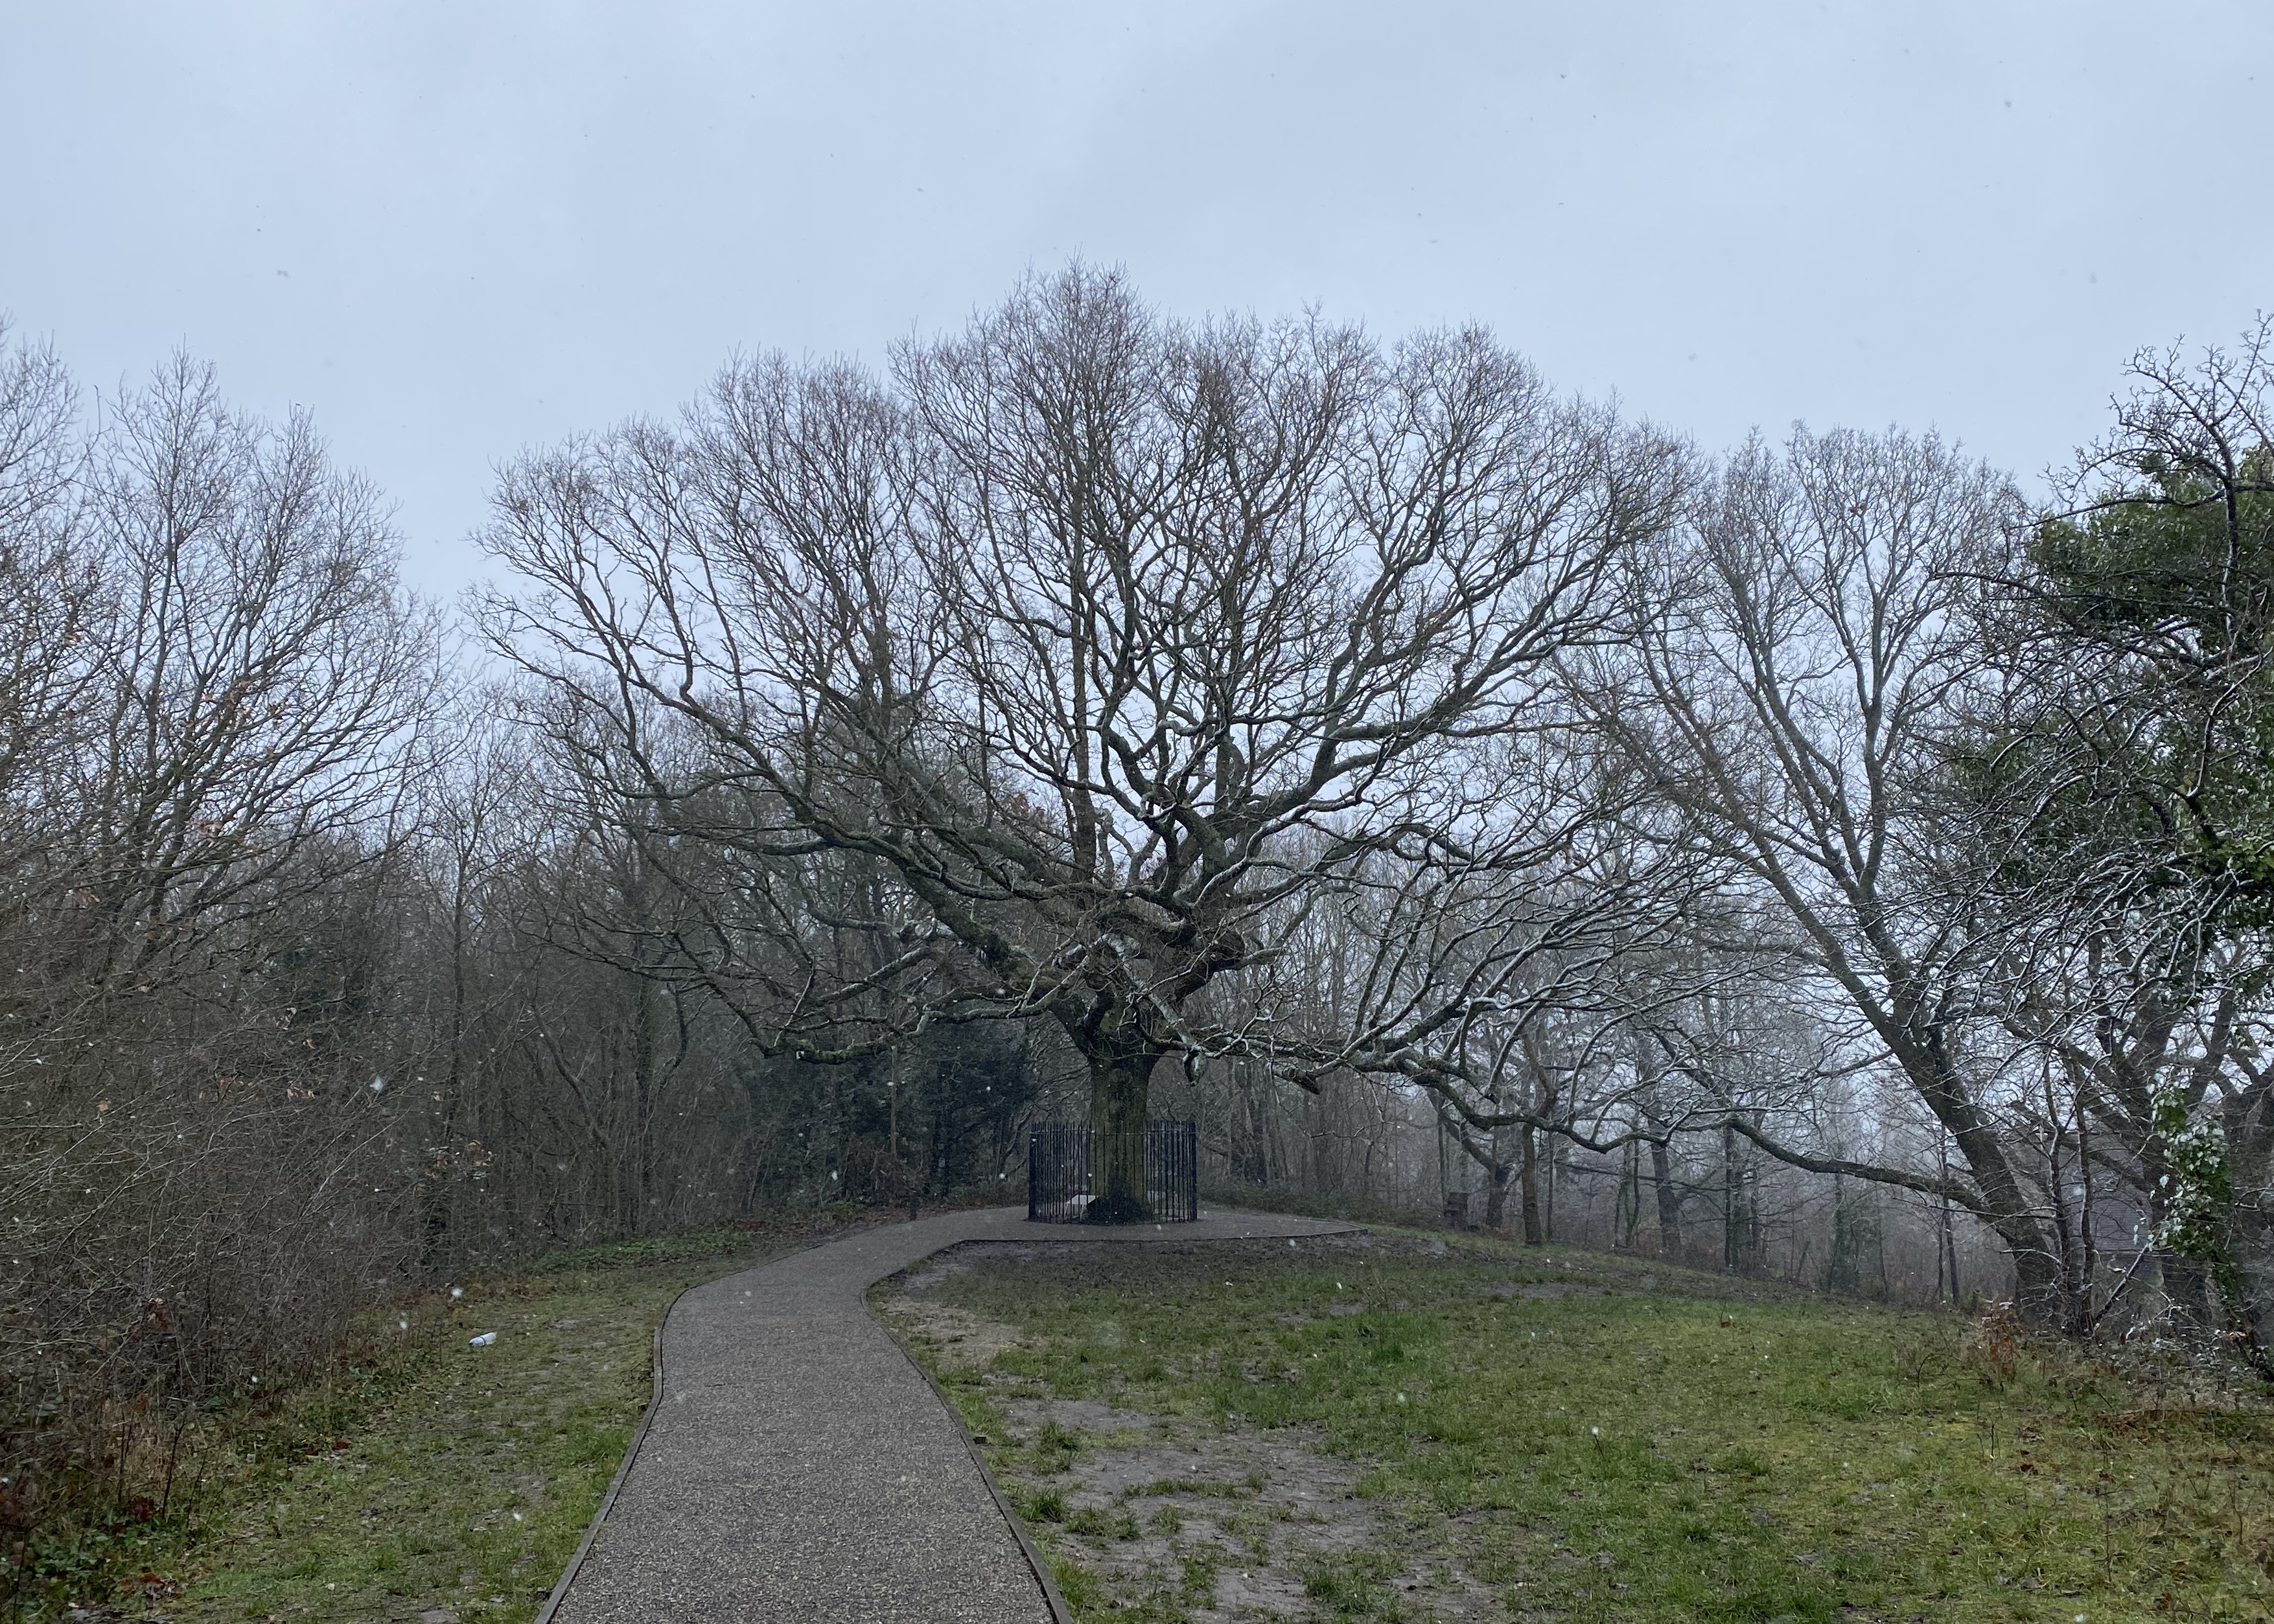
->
[1026,1120,1198,1224]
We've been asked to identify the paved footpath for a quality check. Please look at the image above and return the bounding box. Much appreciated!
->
[551,1205,1360,1624]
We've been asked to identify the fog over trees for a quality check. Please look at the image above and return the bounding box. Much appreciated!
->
[6,272,2273,1525]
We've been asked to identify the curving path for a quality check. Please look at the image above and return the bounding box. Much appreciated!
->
[548,1204,1362,1624]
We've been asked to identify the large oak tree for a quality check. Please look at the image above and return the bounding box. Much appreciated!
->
[481,268,1682,1219]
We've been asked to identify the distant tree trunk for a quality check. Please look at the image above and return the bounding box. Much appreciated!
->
[1519,1125,1543,1245]
[1615,1138,1640,1251]
[1933,1211,1953,1300]
[1444,1114,1516,1233]
[2077,1108,2097,1333]
[1826,1172,1857,1295]
[1437,1115,1451,1218]
[901,1049,922,1220]
[1723,1122,1741,1272]
[1651,1133,1682,1261]
[924,1096,943,1214]
[2043,1071,2084,1327]
[1936,1131,1961,1303]
[1544,1134,1560,1242]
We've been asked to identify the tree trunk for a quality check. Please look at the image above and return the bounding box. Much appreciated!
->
[1892,1036,2063,1323]
[1651,1133,1682,1261]
[1544,1135,1559,1241]
[1722,1123,1741,1273]
[1086,1050,1152,1223]
[1616,1138,1641,1251]
[2077,1109,2098,1335]
[1519,1125,1542,1246]
[1484,1157,1512,1231]
[1494,1122,1516,1231]
[1986,1214,2063,1317]
[1827,1172,1853,1293]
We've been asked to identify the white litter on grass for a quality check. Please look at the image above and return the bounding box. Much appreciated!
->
[469,1332,498,1347]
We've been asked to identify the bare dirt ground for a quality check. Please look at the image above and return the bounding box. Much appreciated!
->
[993,1393,1498,1623]
[877,1243,1504,1623]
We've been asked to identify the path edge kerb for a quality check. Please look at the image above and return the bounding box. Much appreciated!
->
[876,1286,1077,1624]
[530,1281,688,1624]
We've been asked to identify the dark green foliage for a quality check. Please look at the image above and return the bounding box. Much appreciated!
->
[2023,437,2274,914]
[763,1021,1039,1206]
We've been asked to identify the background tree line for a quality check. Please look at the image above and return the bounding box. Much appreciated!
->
[5,273,2271,1546]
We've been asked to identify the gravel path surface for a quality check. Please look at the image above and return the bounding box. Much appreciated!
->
[552,1204,1362,1624]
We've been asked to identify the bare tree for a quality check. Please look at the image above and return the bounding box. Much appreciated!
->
[74,354,442,984]
[0,344,458,1546]
[1594,426,2081,1318]
[0,323,98,854]
[480,267,1683,1218]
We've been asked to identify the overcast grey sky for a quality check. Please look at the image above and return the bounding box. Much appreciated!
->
[3,2,2267,594]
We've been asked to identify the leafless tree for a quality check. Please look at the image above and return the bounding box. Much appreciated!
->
[1588,426,2085,1317]
[0,343,453,1543]
[480,267,1686,1218]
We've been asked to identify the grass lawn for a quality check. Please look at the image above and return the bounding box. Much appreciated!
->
[876,1227,2274,1623]
[21,1218,851,1624]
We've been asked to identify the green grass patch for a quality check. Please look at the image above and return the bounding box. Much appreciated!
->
[890,1231,2274,1623]
[17,1215,853,1623]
